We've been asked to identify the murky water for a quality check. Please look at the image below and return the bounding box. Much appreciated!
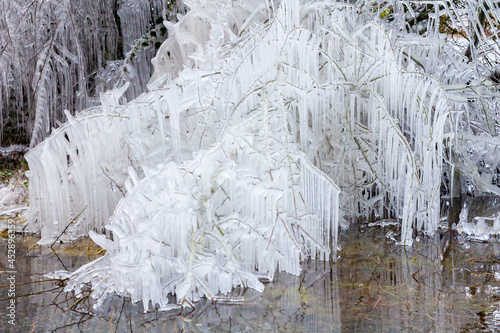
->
[2,226,500,332]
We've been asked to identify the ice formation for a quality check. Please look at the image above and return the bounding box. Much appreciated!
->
[0,0,184,145]
[457,207,500,241]
[25,0,500,308]
[27,0,342,307]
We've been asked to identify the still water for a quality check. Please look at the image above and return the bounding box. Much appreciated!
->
[2,225,500,332]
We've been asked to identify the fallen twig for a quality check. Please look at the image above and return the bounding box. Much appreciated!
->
[50,206,87,248]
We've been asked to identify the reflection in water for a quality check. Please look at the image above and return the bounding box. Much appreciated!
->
[339,226,500,332]
[3,227,500,332]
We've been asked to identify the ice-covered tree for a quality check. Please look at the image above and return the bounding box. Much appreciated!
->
[22,0,500,309]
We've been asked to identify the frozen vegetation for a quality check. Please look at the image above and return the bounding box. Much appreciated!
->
[0,0,185,146]
[8,0,500,309]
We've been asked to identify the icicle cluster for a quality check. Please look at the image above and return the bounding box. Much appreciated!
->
[26,0,500,308]
[64,121,339,308]
[0,0,185,146]
[29,0,342,308]
[338,1,500,237]
[25,91,168,242]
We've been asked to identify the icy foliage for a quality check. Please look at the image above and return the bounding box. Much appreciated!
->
[365,1,500,238]
[64,126,338,308]
[25,0,500,308]
[25,96,167,243]
[27,0,343,307]
[0,0,184,145]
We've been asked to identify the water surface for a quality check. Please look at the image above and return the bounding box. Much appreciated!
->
[2,226,500,332]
